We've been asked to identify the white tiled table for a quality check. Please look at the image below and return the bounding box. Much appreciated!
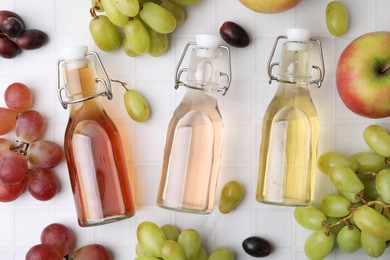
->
[1,0,389,259]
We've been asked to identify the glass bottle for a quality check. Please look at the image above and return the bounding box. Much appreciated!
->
[257,28,325,206]
[156,34,232,214]
[57,46,135,227]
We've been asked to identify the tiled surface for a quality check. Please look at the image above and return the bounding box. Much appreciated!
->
[1,0,390,259]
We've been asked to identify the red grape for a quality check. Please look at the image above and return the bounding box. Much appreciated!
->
[4,82,33,113]
[40,223,77,257]
[15,110,45,143]
[27,168,59,201]
[25,244,62,260]
[219,21,250,48]
[73,244,112,260]
[27,140,63,169]
[0,178,26,202]
[27,140,64,169]
[0,10,25,28]
[0,152,28,184]
[0,107,17,134]
[16,29,48,50]
[2,16,25,38]
[0,37,21,58]
[0,138,12,157]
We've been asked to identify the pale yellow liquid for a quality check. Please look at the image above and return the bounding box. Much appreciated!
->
[257,83,318,206]
[157,89,223,213]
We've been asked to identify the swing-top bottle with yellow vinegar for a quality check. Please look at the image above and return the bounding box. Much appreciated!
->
[257,28,325,206]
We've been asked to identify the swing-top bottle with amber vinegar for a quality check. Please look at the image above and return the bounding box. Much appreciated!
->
[57,46,135,227]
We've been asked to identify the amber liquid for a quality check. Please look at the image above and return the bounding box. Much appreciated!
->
[257,83,319,206]
[63,61,135,226]
[157,88,223,213]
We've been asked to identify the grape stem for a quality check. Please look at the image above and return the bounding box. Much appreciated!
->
[89,0,101,18]
[11,141,29,155]
[356,171,377,178]
[386,157,390,165]
[322,194,390,235]
[110,79,130,91]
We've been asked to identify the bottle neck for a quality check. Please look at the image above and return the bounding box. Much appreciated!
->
[278,41,313,85]
[63,58,103,113]
[186,47,222,93]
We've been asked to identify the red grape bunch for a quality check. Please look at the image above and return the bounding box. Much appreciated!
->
[26,222,112,260]
[0,82,63,202]
[0,10,48,59]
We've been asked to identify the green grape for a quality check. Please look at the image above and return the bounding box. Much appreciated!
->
[208,247,234,260]
[328,166,364,194]
[89,15,122,52]
[123,89,150,122]
[91,0,105,12]
[124,17,150,54]
[325,1,348,36]
[376,169,390,203]
[326,217,345,236]
[100,0,129,27]
[363,124,390,157]
[137,221,166,257]
[374,196,389,218]
[177,229,201,259]
[169,0,200,6]
[361,230,386,258]
[338,190,360,204]
[134,257,160,260]
[192,247,208,260]
[336,225,361,253]
[146,26,169,57]
[113,0,140,17]
[317,152,358,175]
[293,206,327,230]
[353,205,390,241]
[139,2,176,34]
[218,180,244,214]
[154,0,186,25]
[136,243,153,257]
[319,194,351,217]
[351,152,387,173]
[358,174,379,201]
[160,240,186,260]
[161,224,180,241]
[122,37,139,57]
[304,229,334,260]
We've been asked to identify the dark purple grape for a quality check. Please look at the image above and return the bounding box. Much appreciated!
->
[0,10,25,27]
[0,37,21,58]
[242,236,272,257]
[16,29,48,50]
[219,21,250,48]
[2,17,25,37]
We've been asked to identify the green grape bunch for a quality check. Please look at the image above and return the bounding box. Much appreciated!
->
[135,221,234,260]
[295,124,390,259]
[89,0,200,58]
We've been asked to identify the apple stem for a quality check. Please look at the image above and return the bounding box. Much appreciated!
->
[380,63,390,74]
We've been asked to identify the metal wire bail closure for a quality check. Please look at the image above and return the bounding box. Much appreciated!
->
[267,30,325,88]
[174,40,232,95]
[57,51,113,109]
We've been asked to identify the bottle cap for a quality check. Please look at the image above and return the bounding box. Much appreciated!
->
[196,34,220,49]
[61,45,88,60]
[286,28,311,42]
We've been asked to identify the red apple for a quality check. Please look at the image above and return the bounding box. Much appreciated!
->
[336,31,390,118]
[239,0,303,13]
